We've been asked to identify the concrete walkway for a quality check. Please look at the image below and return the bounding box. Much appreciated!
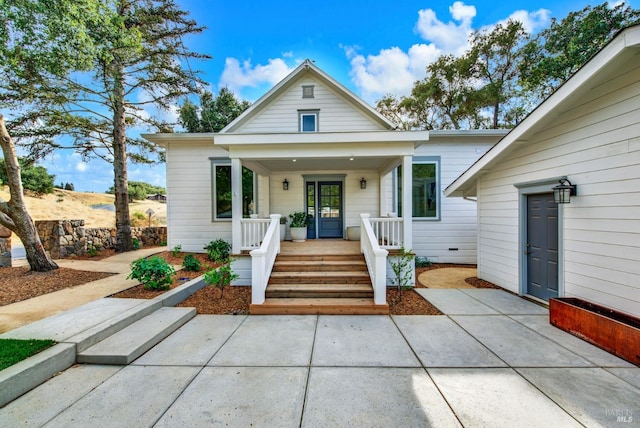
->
[1,289,638,427]
[0,247,166,333]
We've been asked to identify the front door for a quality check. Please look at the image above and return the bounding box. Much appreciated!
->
[526,193,559,301]
[317,181,343,238]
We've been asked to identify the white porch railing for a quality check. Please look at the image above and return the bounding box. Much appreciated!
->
[360,214,388,305]
[250,214,281,305]
[240,218,272,251]
[369,217,403,250]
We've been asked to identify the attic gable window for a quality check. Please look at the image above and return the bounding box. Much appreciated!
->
[302,85,314,98]
[299,110,319,132]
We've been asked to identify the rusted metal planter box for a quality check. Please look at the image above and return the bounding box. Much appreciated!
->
[550,297,640,366]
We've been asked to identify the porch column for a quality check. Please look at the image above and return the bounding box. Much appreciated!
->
[402,155,413,250]
[231,157,243,254]
[379,173,387,217]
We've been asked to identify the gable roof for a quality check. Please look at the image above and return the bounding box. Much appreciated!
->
[219,59,397,133]
[445,24,640,197]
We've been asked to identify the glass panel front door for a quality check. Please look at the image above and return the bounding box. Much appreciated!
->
[317,181,343,238]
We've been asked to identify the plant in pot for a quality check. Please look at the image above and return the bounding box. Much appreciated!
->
[289,211,310,242]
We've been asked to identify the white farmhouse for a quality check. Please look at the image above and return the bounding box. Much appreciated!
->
[143,60,506,313]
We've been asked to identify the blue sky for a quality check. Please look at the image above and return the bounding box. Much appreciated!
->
[35,0,635,193]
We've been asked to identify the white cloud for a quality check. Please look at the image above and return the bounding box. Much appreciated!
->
[345,44,440,103]
[346,2,552,103]
[219,58,295,99]
[76,162,87,172]
[493,9,550,34]
[415,1,477,54]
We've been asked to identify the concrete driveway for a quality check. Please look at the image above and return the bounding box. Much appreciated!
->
[1,289,638,427]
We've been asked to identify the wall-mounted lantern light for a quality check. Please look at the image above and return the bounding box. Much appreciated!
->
[553,178,577,204]
[283,178,289,191]
[360,177,367,190]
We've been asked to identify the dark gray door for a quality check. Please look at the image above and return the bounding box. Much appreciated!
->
[317,182,343,238]
[527,193,559,301]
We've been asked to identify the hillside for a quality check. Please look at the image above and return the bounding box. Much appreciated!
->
[0,187,167,228]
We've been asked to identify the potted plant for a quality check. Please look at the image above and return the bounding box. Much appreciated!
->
[289,211,310,242]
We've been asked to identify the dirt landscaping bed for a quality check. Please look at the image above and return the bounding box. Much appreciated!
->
[0,267,115,306]
[1,251,500,315]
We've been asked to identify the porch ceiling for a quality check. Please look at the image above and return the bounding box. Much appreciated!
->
[245,156,393,172]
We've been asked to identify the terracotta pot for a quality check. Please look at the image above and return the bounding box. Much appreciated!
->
[550,297,640,365]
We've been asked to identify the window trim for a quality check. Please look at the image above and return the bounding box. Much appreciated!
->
[210,159,256,222]
[395,156,441,221]
[298,109,319,132]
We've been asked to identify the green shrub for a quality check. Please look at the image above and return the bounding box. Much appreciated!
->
[170,244,182,257]
[182,254,201,272]
[204,239,231,262]
[87,245,99,257]
[203,261,239,299]
[127,256,176,290]
[415,256,432,268]
[132,237,141,249]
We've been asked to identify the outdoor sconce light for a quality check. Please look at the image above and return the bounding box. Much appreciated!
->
[282,178,289,191]
[360,177,367,189]
[553,178,577,204]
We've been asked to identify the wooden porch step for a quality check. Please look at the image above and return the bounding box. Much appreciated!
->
[269,271,372,284]
[250,298,389,315]
[266,283,373,298]
[275,254,364,262]
[273,260,367,272]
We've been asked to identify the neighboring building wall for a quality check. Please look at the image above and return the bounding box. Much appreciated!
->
[476,66,640,317]
[36,220,167,258]
[235,76,385,133]
[164,141,231,252]
[0,225,11,267]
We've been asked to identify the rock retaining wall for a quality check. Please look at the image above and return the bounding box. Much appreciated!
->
[0,225,11,267]
[35,220,166,259]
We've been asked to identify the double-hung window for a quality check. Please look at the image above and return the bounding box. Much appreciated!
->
[211,159,256,220]
[396,156,440,220]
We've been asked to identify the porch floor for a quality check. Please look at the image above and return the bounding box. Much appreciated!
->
[279,239,360,255]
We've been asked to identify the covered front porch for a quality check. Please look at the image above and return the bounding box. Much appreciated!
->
[216,131,427,312]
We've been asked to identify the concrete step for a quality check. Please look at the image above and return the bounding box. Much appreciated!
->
[266,283,374,298]
[273,260,367,272]
[250,298,389,315]
[269,271,372,284]
[77,307,196,365]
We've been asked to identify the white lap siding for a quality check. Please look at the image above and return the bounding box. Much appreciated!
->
[165,141,231,253]
[476,66,640,317]
[412,140,495,264]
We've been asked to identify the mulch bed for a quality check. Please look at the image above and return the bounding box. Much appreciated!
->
[0,267,115,306]
[1,248,501,315]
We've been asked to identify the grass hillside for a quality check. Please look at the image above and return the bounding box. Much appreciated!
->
[0,186,167,228]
